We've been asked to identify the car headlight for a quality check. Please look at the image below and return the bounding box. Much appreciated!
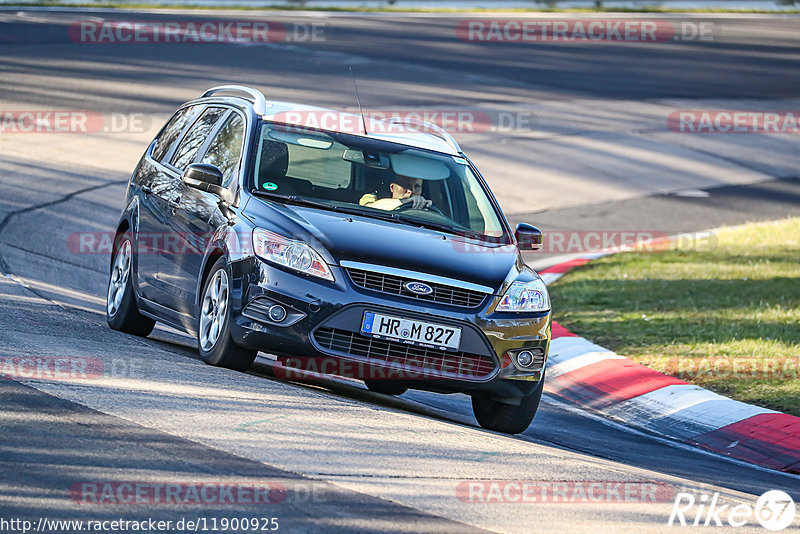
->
[496,279,550,312]
[252,228,334,281]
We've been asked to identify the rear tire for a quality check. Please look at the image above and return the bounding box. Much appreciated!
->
[197,258,256,372]
[107,231,155,337]
[364,379,408,396]
[472,377,544,434]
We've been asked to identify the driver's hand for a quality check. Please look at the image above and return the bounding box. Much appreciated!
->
[402,195,432,209]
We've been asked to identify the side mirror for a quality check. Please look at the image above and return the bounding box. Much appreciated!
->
[182,163,223,189]
[515,223,543,251]
[182,163,234,205]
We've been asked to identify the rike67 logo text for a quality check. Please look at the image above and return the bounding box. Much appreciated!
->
[668,490,796,531]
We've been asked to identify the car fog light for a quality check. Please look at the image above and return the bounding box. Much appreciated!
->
[269,304,288,322]
[516,350,534,368]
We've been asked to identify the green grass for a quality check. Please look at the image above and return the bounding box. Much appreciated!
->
[4,1,799,13]
[549,218,800,416]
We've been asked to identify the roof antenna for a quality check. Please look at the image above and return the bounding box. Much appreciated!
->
[349,66,368,135]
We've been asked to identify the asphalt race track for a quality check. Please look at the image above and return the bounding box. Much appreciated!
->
[1,9,800,533]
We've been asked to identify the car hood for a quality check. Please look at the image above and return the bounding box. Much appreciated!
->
[243,199,522,293]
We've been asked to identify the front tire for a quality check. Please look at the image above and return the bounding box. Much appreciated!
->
[197,258,256,371]
[472,377,544,434]
[107,231,155,337]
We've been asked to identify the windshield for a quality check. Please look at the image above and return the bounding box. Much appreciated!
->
[249,123,509,242]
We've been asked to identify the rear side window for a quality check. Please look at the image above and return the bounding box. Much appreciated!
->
[200,112,245,186]
[151,105,202,163]
[171,107,226,171]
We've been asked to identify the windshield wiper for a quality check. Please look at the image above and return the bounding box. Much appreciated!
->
[391,215,485,239]
[251,191,492,237]
[334,206,419,227]
[250,190,417,227]
[250,190,337,212]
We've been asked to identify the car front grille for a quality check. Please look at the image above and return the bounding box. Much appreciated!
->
[313,327,497,381]
[346,268,487,308]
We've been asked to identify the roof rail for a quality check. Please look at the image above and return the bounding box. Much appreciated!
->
[201,85,267,116]
[384,116,461,154]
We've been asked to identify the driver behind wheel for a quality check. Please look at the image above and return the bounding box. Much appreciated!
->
[359,175,432,211]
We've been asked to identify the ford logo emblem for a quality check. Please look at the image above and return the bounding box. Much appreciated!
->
[404,281,433,295]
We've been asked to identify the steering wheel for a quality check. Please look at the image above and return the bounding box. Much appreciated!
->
[394,200,444,216]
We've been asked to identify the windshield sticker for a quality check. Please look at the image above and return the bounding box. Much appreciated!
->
[262,182,278,191]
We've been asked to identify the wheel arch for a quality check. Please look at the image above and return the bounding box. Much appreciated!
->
[197,246,227,310]
[110,218,132,270]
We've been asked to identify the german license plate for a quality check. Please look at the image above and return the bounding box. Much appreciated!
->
[361,312,462,351]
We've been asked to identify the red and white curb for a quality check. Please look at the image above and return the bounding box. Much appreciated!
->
[539,254,800,475]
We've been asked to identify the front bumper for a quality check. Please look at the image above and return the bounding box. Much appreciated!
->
[229,257,551,397]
